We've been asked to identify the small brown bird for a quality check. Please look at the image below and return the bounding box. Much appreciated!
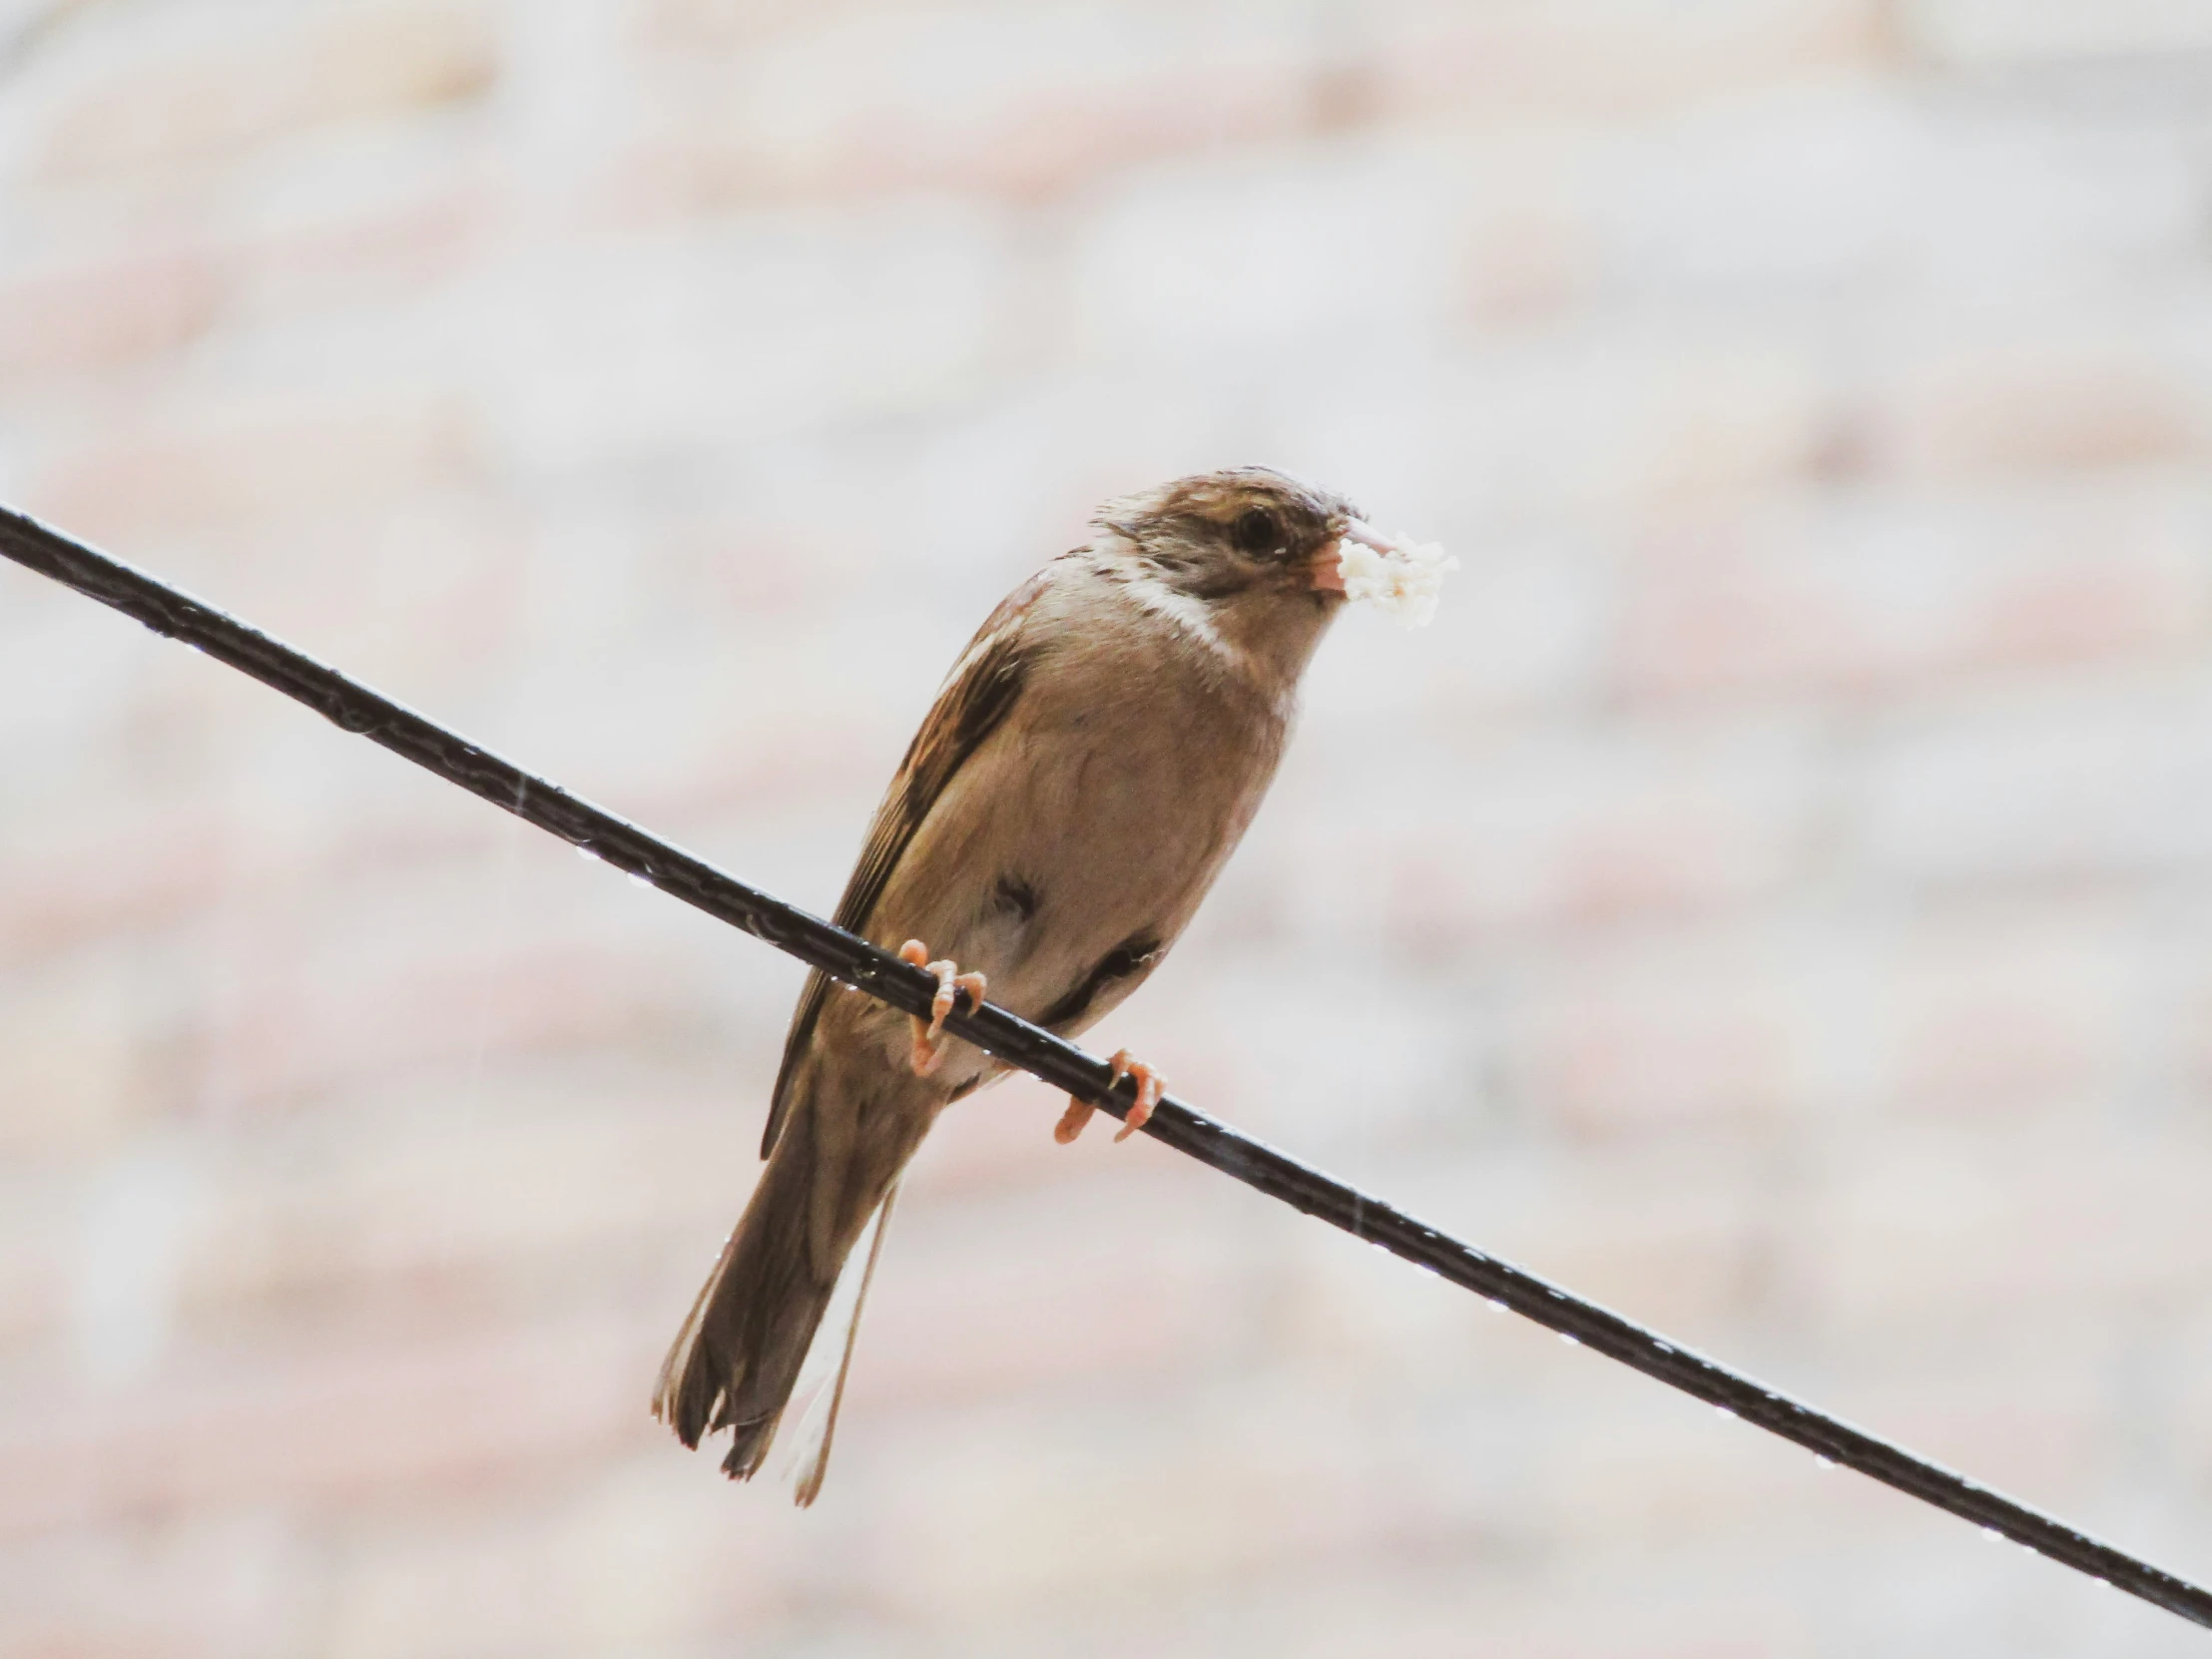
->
[655,466,1398,1501]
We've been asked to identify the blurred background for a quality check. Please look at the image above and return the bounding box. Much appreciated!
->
[5,0,2212,1654]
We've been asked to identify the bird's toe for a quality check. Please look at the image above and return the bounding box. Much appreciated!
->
[1055,1049,1164,1145]
[897,941,983,1077]
[1110,1050,1164,1142]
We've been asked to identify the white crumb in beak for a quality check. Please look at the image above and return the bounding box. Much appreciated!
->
[1337,528,1458,628]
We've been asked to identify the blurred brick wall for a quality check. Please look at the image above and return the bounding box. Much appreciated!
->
[5,1,2212,1654]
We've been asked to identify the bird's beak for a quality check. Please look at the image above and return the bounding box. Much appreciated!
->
[1309,520,1392,594]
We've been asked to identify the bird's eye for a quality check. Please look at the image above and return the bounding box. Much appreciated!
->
[1229,507,1282,557]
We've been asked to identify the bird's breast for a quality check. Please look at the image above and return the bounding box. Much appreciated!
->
[880,636,1287,1026]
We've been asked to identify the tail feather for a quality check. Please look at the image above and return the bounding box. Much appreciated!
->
[654,1099,901,1494]
[787,1180,899,1506]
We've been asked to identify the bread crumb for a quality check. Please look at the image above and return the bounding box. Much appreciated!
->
[1340,530,1458,628]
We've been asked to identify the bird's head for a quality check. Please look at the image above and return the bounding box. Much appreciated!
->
[1092,466,1367,615]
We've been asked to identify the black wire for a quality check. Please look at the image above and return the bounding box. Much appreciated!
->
[5,500,2208,1630]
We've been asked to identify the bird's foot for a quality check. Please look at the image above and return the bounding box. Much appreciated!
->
[1054,1049,1164,1145]
[898,939,984,1077]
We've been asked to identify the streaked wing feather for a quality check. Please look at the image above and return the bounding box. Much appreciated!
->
[760,570,1048,1157]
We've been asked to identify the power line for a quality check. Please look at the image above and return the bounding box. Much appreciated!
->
[5,500,2207,1631]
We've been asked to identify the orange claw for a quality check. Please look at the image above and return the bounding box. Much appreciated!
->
[1054,1049,1164,1145]
[898,939,984,1077]
[1112,1051,1164,1141]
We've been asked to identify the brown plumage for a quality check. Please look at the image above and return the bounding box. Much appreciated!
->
[653,466,1364,1500]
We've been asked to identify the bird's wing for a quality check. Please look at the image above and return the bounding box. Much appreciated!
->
[761,567,1052,1157]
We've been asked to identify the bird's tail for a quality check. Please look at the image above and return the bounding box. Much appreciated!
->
[653,1103,900,1502]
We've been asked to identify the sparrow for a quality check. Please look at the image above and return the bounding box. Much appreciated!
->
[655,465,1393,1501]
